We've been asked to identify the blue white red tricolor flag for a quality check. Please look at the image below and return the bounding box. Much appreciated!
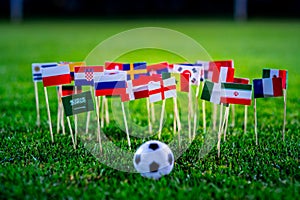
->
[32,62,57,82]
[74,66,104,86]
[253,77,283,98]
[42,65,71,87]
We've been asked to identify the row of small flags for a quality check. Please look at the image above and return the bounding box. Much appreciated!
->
[32,60,288,155]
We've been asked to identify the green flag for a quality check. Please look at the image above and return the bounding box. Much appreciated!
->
[62,91,94,117]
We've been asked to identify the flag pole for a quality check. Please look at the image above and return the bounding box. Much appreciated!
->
[105,96,110,125]
[66,116,76,149]
[231,104,235,127]
[74,87,78,145]
[174,97,181,149]
[61,108,65,135]
[95,96,103,153]
[151,102,156,122]
[244,105,248,134]
[121,101,131,149]
[223,105,230,141]
[56,86,62,134]
[101,96,105,128]
[217,104,224,158]
[85,87,93,134]
[188,85,192,143]
[201,82,206,133]
[158,100,166,139]
[34,82,40,127]
[146,98,153,134]
[283,89,287,141]
[44,87,54,143]
[213,104,217,131]
[193,83,201,139]
[254,98,258,145]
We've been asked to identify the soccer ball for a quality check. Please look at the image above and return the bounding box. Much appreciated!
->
[133,140,174,180]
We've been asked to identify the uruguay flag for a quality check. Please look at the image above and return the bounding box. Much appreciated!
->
[32,62,58,82]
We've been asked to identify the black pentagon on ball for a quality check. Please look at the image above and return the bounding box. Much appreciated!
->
[148,143,159,151]
[168,153,173,165]
[135,154,141,165]
[149,161,159,173]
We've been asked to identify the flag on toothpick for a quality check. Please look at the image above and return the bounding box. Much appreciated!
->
[105,62,129,70]
[123,62,148,80]
[74,66,104,86]
[211,65,235,83]
[262,68,288,89]
[221,83,252,105]
[32,63,58,82]
[162,72,190,93]
[62,91,94,117]
[234,77,250,84]
[94,71,128,100]
[42,65,71,87]
[173,64,201,85]
[148,77,177,103]
[253,77,283,98]
[147,62,169,75]
[59,85,82,97]
[200,81,222,104]
[60,61,86,81]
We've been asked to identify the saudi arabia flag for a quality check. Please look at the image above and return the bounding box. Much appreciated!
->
[220,83,252,105]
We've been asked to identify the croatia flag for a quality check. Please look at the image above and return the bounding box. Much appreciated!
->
[42,65,71,87]
[253,77,283,98]
[147,62,169,75]
[94,71,127,99]
[173,64,201,85]
[262,68,288,89]
[221,83,252,105]
[148,77,177,103]
[74,66,104,86]
[32,62,57,82]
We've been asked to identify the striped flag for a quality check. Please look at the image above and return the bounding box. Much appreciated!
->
[42,65,71,87]
[123,62,148,80]
[253,77,283,98]
[234,77,250,84]
[74,66,104,86]
[32,63,57,82]
[173,64,201,85]
[147,62,169,75]
[123,75,162,102]
[211,65,235,83]
[148,77,177,103]
[262,68,288,89]
[200,81,222,104]
[60,61,86,81]
[62,91,94,117]
[94,71,127,99]
[221,83,252,105]
[162,72,190,93]
[58,85,82,97]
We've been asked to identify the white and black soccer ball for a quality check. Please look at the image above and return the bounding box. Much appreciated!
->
[133,140,174,180]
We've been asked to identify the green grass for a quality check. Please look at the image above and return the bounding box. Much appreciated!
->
[0,19,300,199]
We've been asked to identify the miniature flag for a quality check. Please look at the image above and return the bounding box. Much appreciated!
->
[262,68,288,89]
[123,62,148,80]
[253,77,283,98]
[162,72,190,93]
[221,83,252,105]
[211,65,235,83]
[32,63,58,82]
[234,77,250,84]
[148,77,177,103]
[58,85,82,97]
[42,65,71,87]
[60,61,85,81]
[124,75,162,102]
[94,71,127,99]
[210,60,234,69]
[201,81,222,104]
[147,62,169,75]
[173,64,201,85]
[74,66,104,86]
[62,91,94,117]
[105,62,130,70]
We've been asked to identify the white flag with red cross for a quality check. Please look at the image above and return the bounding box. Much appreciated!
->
[148,77,177,103]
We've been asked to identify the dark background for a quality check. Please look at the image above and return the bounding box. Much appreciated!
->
[1,0,300,19]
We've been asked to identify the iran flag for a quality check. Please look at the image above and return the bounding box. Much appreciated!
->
[220,83,252,106]
[42,65,71,87]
